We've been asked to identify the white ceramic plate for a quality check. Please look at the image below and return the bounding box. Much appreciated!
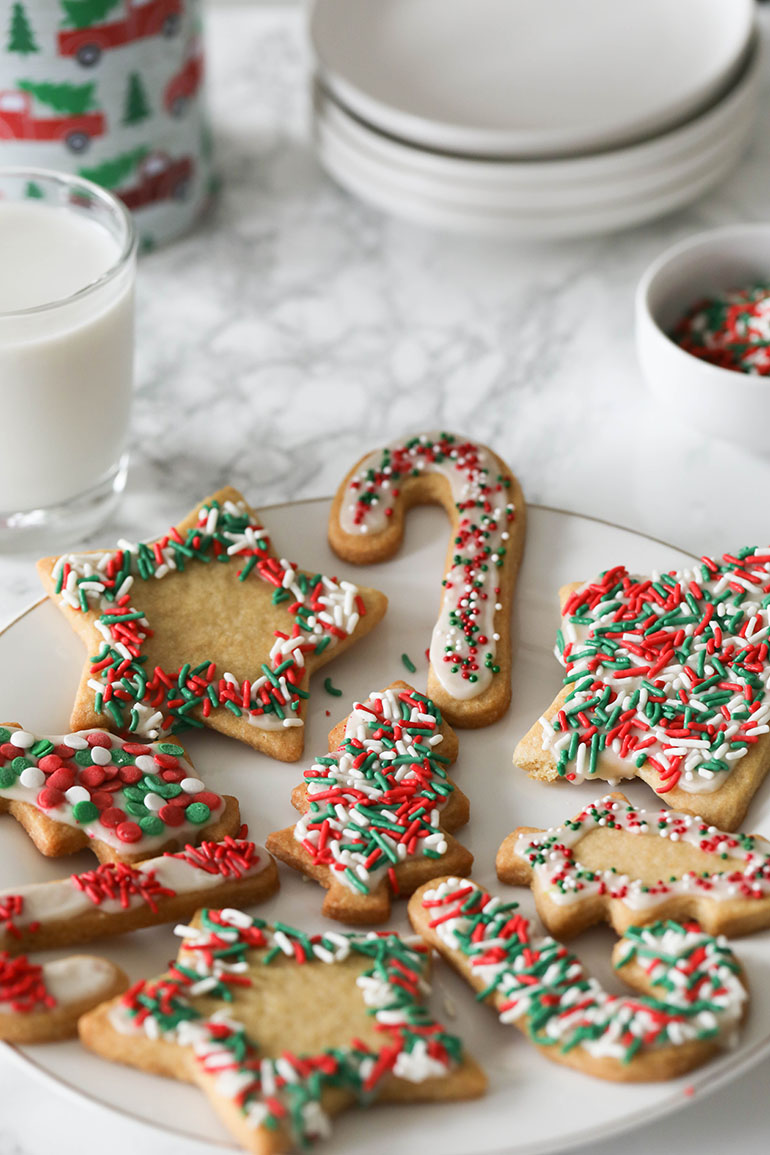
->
[313,41,760,194]
[310,0,755,157]
[315,116,752,240]
[4,500,770,1155]
[315,87,754,214]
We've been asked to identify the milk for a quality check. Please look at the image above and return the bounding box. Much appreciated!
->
[0,200,134,514]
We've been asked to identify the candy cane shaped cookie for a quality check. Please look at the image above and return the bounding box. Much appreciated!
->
[329,433,526,727]
[0,834,279,954]
[496,793,770,940]
[409,877,748,1082]
[0,952,127,1043]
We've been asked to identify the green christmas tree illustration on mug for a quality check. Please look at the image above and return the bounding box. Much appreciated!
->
[6,2,39,55]
[122,72,151,124]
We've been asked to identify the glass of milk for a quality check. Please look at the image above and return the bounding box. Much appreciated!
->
[0,167,136,546]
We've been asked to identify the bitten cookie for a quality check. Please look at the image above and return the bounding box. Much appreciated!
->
[80,909,486,1154]
[496,792,770,940]
[513,550,770,829]
[409,877,748,1083]
[266,681,473,923]
[328,433,526,728]
[0,724,239,864]
[0,834,279,954]
[0,952,127,1043]
[38,487,388,763]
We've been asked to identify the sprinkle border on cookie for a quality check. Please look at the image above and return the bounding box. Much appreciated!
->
[38,488,387,760]
[80,909,486,1153]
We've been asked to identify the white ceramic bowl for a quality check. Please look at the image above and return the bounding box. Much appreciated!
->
[636,225,770,453]
[311,0,755,157]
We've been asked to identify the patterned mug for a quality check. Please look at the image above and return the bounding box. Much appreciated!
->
[1,0,214,247]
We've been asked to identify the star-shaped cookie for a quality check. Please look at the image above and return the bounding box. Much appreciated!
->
[266,681,473,923]
[38,488,388,762]
[514,551,770,829]
[80,908,486,1153]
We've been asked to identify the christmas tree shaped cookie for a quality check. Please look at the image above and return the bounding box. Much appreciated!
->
[266,682,473,923]
[496,792,770,940]
[0,723,239,864]
[514,550,770,829]
[328,433,526,728]
[80,909,486,1153]
[38,487,388,762]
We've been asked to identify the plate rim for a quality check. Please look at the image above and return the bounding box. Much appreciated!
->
[4,497,770,1155]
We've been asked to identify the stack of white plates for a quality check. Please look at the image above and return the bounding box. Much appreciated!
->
[310,0,760,240]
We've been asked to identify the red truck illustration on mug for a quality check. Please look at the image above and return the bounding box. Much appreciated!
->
[164,41,203,116]
[58,0,183,68]
[0,85,105,152]
[80,148,194,209]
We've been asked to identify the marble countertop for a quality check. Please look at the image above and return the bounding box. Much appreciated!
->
[3,3,770,1153]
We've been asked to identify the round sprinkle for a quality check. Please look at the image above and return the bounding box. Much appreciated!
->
[157,742,184,756]
[74,749,93,766]
[79,766,106,789]
[64,734,88,749]
[90,746,112,766]
[134,755,156,773]
[47,768,76,792]
[180,777,204,794]
[185,802,211,824]
[192,791,221,811]
[324,676,343,697]
[73,800,100,824]
[38,754,62,773]
[10,731,34,748]
[158,804,185,827]
[10,756,31,774]
[115,821,142,843]
[143,792,164,812]
[19,767,45,789]
[0,767,17,789]
[65,785,91,804]
[86,732,112,748]
[99,807,126,829]
[139,814,165,835]
[37,787,64,809]
[0,728,9,744]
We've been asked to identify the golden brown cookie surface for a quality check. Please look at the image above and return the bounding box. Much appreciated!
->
[38,487,388,762]
[328,434,525,728]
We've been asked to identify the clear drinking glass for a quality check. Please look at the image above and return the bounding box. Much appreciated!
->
[0,167,136,546]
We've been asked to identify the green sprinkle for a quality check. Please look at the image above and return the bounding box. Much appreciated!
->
[324,677,343,697]
[401,652,417,674]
